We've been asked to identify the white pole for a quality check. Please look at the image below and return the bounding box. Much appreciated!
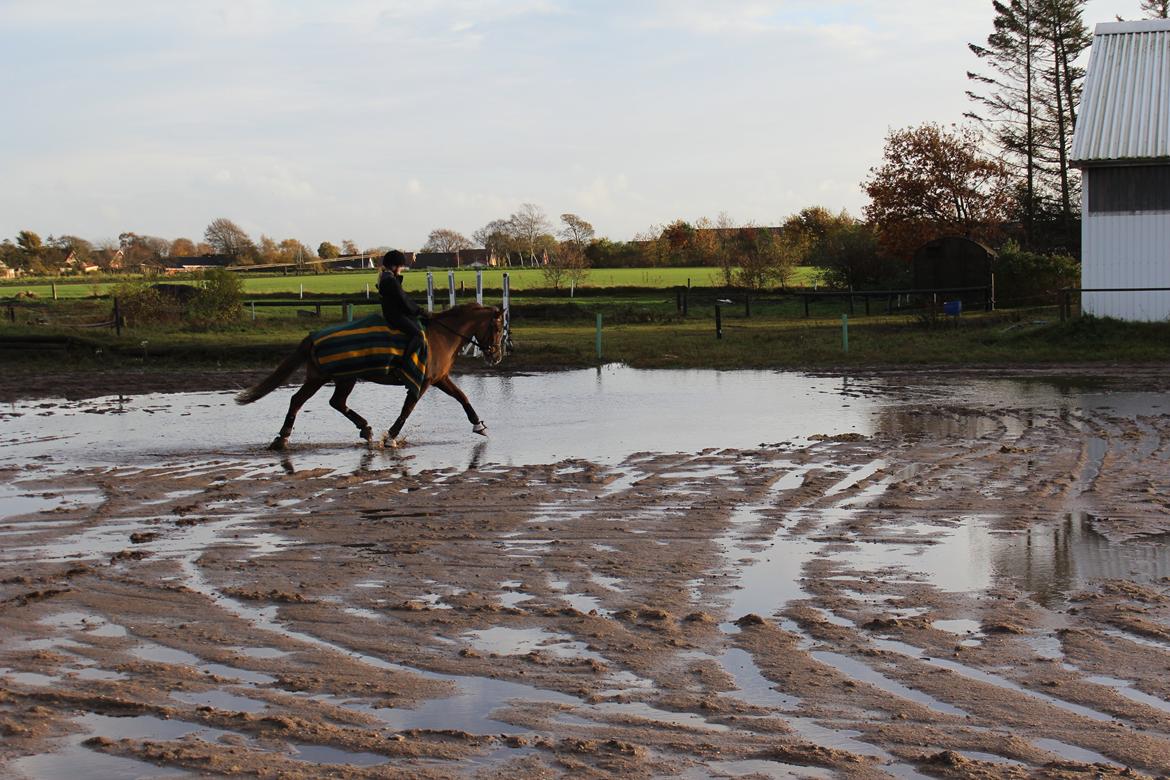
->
[426,272,435,313]
[299,283,303,299]
[502,272,511,348]
[476,269,483,305]
[448,269,456,309]
[365,283,370,299]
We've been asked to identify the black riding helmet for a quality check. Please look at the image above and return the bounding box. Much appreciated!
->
[382,249,410,269]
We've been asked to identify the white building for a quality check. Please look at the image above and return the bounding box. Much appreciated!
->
[1071,19,1170,321]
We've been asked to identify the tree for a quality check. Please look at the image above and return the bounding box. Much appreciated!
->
[170,238,197,257]
[203,218,254,261]
[968,0,1041,239]
[118,232,168,269]
[508,203,553,264]
[814,221,895,290]
[724,225,802,290]
[341,239,360,256]
[1035,0,1089,231]
[473,219,517,265]
[422,228,473,253]
[16,230,42,258]
[318,241,340,259]
[1142,0,1169,18]
[863,123,1014,260]
[258,235,280,264]
[558,213,595,249]
[967,0,1089,249]
[543,240,590,290]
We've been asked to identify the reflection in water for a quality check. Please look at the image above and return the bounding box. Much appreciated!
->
[874,408,1002,439]
[991,514,1170,606]
[467,441,487,471]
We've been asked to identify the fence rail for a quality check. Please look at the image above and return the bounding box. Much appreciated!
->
[1058,287,1170,321]
[670,286,994,318]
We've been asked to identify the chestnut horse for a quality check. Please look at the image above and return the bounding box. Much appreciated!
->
[237,304,505,450]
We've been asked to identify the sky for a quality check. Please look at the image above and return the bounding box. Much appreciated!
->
[0,0,1139,251]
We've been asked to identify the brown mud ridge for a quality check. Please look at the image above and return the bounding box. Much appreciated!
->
[4,385,1170,777]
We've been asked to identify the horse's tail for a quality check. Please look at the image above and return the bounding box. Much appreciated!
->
[236,336,312,405]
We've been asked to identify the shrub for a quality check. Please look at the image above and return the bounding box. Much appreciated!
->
[995,241,1079,307]
[188,268,244,326]
[111,280,179,325]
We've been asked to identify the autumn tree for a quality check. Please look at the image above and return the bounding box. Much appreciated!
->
[317,241,340,259]
[170,238,197,257]
[16,230,42,258]
[724,225,802,290]
[863,123,1014,260]
[278,239,314,267]
[203,218,255,262]
[422,228,473,253]
[117,232,168,270]
[341,239,360,256]
[258,235,280,264]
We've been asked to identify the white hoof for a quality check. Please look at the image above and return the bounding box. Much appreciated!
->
[472,421,488,436]
[383,433,403,449]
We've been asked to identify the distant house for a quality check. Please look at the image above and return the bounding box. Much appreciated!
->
[162,254,236,275]
[61,249,100,274]
[1071,19,1170,321]
[0,260,15,279]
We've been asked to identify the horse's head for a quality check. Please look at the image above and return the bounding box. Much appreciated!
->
[476,306,506,367]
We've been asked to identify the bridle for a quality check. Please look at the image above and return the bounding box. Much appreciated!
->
[427,308,504,366]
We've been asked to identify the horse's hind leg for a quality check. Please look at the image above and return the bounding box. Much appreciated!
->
[434,377,486,435]
[271,375,327,450]
[328,379,373,442]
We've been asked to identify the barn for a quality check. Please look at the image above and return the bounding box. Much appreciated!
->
[1071,19,1170,321]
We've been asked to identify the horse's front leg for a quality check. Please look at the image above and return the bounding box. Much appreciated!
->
[272,375,327,450]
[434,377,487,436]
[385,384,428,446]
[328,379,374,444]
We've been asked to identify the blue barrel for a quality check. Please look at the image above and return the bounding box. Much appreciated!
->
[942,300,962,317]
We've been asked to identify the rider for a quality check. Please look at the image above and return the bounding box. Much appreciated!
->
[378,250,427,369]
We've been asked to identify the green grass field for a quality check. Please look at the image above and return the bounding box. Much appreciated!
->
[0,266,824,300]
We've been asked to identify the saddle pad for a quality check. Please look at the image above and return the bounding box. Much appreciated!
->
[309,313,428,397]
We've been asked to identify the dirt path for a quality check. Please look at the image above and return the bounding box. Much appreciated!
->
[3,376,1170,778]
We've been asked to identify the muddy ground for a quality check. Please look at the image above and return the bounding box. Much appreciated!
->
[3,369,1170,778]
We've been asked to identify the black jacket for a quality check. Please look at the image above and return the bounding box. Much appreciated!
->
[377,270,422,321]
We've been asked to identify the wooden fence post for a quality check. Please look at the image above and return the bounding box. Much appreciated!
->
[715,305,723,339]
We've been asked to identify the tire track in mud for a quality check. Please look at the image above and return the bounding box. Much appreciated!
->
[4,396,1170,777]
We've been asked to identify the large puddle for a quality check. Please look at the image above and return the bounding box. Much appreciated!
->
[3,367,1170,777]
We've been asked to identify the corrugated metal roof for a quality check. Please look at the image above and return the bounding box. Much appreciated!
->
[1071,20,1170,164]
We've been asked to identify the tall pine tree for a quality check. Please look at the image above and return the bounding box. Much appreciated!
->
[968,0,1089,251]
[1141,0,1169,18]
[968,0,1040,239]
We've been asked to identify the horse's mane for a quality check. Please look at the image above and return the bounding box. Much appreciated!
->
[432,302,493,321]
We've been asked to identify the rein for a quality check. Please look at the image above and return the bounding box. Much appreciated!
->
[425,311,493,355]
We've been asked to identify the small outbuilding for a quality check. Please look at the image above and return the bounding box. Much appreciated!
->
[912,236,995,297]
[1071,19,1170,321]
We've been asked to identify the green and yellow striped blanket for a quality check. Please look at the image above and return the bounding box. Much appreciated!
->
[309,314,428,397]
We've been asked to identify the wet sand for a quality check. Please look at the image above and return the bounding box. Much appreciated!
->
[3,370,1170,778]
